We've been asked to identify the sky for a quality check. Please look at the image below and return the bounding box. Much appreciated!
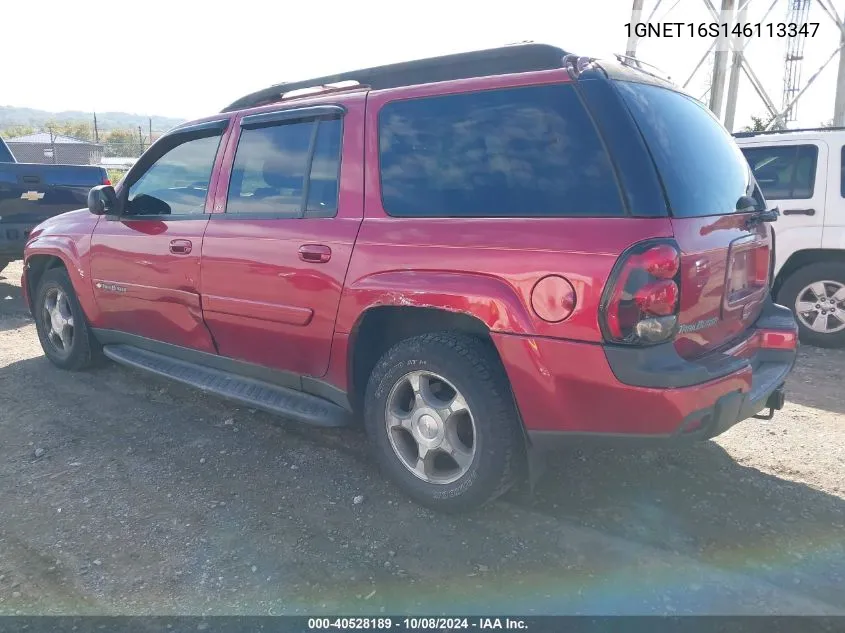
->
[3,0,844,132]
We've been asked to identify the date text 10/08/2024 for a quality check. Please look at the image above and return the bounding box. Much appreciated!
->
[625,21,820,39]
[308,617,528,630]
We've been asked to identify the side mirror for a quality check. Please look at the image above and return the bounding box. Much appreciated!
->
[736,195,760,213]
[88,185,121,216]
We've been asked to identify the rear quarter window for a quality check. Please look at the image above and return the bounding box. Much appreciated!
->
[616,81,760,217]
[377,83,625,218]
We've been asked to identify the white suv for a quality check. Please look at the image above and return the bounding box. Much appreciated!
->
[735,128,845,348]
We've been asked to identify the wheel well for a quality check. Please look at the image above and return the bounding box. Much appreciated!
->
[25,255,66,311]
[773,249,845,300]
[348,306,495,414]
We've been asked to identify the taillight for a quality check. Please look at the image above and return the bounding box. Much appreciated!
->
[103,177,112,185]
[600,240,682,345]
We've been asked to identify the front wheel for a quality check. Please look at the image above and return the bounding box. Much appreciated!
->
[364,332,524,513]
[778,262,845,349]
[34,267,102,370]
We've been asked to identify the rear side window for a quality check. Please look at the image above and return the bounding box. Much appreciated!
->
[378,84,625,218]
[226,117,342,218]
[740,144,818,200]
[0,139,14,163]
[617,81,761,217]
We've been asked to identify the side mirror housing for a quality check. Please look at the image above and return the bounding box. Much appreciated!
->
[735,195,760,213]
[88,185,121,216]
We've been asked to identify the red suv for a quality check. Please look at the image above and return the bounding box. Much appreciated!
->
[22,44,798,511]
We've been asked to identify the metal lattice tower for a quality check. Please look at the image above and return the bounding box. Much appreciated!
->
[782,0,813,122]
[626,0,845,131]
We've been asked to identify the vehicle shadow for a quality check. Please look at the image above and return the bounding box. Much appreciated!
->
[0,352,843,614]
[0,275,30,332]
[515,440,845,607]
[785,345,845,415]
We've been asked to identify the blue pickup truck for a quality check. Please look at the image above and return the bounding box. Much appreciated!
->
[0,136,109,271]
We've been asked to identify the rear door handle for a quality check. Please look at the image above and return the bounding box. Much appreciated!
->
[298,244,332,263]
[169,239,193,254]
[782,208,815,216]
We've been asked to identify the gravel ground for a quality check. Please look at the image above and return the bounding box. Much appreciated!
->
[0,259,843,616]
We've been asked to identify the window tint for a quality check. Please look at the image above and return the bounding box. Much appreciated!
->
[740,144,818,200]
[378,84,624,218]
[0,138,14,163]
[840,146,845,198]
[617,81,762,217]
[226,118,342,217]
[127,134,221,216]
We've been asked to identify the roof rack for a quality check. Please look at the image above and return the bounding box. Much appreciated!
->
[734,126,845,137]
[221,43,571,113]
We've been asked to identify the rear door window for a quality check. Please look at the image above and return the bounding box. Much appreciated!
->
[378,84,625,218]
[616,80,762,216]
[226,117,342,218]
[740,144,818,200]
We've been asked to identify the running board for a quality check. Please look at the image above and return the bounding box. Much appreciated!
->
[102,344,351,428]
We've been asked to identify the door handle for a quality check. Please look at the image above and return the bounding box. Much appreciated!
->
[298,244,332,263]
[782,208,815,216]
[169,239,193,254]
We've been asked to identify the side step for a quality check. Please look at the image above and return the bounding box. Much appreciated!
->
[102,344,351,428]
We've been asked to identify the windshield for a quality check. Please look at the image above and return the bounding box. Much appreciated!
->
[615,80,764,216]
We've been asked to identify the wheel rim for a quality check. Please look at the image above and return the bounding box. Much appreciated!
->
[795,280,845,334]
[384,370,476,485]
[41,287,75,356]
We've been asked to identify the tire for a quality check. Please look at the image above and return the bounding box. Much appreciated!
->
[33,267,102,370]
[777,261,845,349]
[363,332,524,513]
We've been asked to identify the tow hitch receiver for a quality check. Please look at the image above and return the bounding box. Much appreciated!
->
[754,387,786,421]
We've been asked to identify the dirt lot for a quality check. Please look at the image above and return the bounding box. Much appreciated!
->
[0,259,843,616]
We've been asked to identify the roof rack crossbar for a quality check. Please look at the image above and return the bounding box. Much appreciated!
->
[221,43,571,113]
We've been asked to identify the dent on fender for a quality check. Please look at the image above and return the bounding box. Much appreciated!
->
[336,270,535,334]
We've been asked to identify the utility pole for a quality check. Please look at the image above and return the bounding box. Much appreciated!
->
[138,126,143,151]
[93,112,100,144]
[48,127,57,164]
[724,0,748,131]
[834,5,845,126]
[626,0,646,58]
[149,117,153,147]
[709,0,736,119]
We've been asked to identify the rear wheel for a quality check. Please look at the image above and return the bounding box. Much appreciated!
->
[778,261,845,348]
[364,332,523,513]
[34,267,102,370]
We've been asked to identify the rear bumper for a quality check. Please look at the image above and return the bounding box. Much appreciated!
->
[493,298,798,445]
[0,222,35,258]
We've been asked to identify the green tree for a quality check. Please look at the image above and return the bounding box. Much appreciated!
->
[742,114,785,132]
[102,128,145,157]
[0,124,35,139]
[43,120,94,142]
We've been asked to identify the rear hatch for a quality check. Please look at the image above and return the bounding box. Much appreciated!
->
[614,79,771,359]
